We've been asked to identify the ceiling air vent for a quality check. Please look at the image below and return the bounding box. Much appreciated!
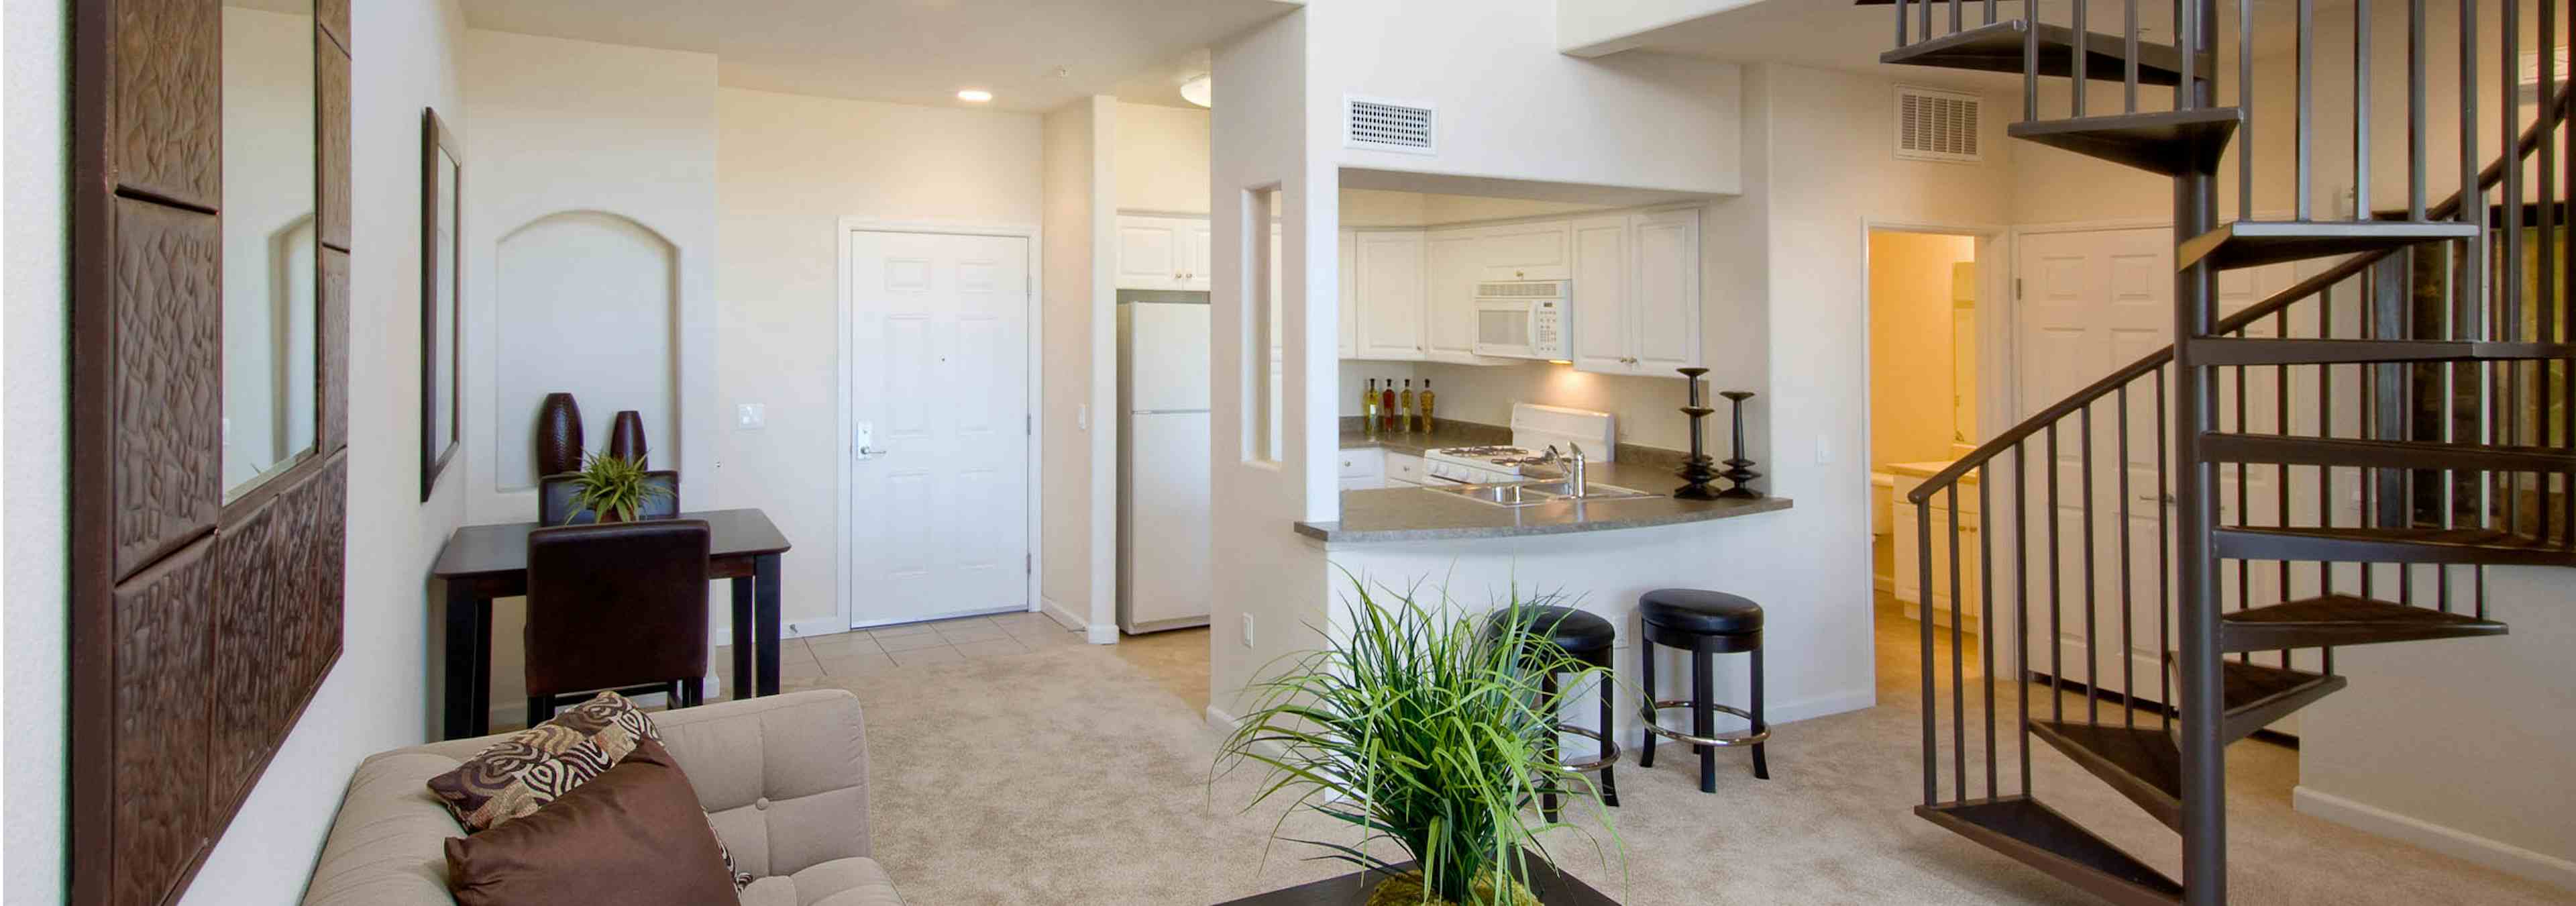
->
[1346,96,1436,155]
[1894,85,1982,163]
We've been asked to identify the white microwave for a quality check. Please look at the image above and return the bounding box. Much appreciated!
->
[1471,281,1569,360]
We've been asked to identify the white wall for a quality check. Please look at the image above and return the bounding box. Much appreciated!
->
[714,86,1045,637]
[3,0,69,898]
[1115,101,1209,213]
[1040,95,1118,638]
[1309,0,1742,195]
[181,0,476,898]
[462,30,718,522]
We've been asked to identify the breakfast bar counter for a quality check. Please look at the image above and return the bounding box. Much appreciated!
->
[1297,454,1792,544]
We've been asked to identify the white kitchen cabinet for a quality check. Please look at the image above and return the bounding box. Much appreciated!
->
[1337,448,1387,491]
[1892,470,1983,630]
[1387,452,1425,486]
[1475,220,1572,281]
[1114,214,1212,291]
[1423,228,1485,363]
[1337,230,1358,358]
[1352,231,1428,360]
[1568,209,1702,376]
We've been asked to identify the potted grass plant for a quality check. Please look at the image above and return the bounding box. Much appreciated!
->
[1218,576,1621,906]
[563,452,669,524]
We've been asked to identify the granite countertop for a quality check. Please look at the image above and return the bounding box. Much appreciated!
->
[1336,421,1511,456]
[1301,434,1794,543]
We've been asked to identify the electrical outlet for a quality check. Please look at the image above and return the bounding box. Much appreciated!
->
[1240,613,1256,648]
[1815,434,1833,464]
[1077,404,1089,431]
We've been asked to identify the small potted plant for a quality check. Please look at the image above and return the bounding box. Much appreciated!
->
[563,452,668,524]
[1218,576,1622,906]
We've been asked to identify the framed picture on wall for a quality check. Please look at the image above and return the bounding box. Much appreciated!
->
[422,107,464,500]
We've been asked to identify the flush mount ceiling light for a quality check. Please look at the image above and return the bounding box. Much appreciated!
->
[957,89,994,103]
[1179,73,1212,108]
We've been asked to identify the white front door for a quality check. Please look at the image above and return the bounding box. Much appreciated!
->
[847,230,1031,628]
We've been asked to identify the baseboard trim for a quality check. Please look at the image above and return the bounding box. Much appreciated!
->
[1086,623,1119,645]
[1040,596,1087,632]
[2294,785,2576,893]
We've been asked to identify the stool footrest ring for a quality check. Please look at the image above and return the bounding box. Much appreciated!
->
[1643,699,1771,748]
[1548,725,1622,774]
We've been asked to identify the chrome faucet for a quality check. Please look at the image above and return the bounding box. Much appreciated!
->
[1542,444,1589,497]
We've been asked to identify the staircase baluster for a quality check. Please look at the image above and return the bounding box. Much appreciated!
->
[1980,462,1998,799]
[2544,0,2563,548]
[2241,0,2257,219]
[2237,342,2253,662]
[2074,0,2088,116]
[1950,0,1961,36]
[2298,0,2315,221]
[2118,386,2136,728]
[2505,0,2524,541]
[2126,0,2141,111]
[1984,0,1995,27]
[2157,366,2174,734]
[1897,0,1909,48]
[2410,0,2430,219]
[2355,0,2373,219]
[2048,423,2064,725]
[2277,307,2294,653]
[2080,404,2100,725]
[2320,287,2337,676]
[1948,484,1968,801]
[2015,442,2035,793]
[2026,0,2040,119]
[1921,500,1937,805]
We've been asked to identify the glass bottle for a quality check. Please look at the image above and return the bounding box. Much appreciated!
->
[1380,380,1397,434]
[1361,379,1379,438]
[1398,380,1415,434]
[1419,379,1436,434]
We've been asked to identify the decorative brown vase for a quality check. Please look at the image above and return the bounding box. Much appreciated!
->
[535,393,583,478]
[606,410,649,465]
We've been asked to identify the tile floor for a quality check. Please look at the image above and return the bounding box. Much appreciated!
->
[731,611,1089,689]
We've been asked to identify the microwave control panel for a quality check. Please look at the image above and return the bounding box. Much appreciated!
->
[1529,299,1564,357]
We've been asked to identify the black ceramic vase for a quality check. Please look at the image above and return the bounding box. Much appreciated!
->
[607,410,649,465]
[535,393,583,478]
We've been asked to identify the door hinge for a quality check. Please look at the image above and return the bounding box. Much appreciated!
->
[2014,278,2023,301]
[1026,553,1032,574]
[1026,414,1032,436]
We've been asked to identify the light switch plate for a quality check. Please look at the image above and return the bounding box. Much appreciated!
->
[737,403,765,430]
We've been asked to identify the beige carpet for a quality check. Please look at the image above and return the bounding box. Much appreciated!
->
[794,613,2573,905]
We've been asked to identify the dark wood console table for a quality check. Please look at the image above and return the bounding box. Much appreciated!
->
[431,507,791,740]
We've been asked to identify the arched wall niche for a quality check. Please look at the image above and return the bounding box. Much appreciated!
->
[490,209,680,491]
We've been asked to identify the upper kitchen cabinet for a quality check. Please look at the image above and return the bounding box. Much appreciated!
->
[1474,220,1572,281]
[1352,230,1427,360]
[1422,228,1487,364]
[1115,214,1213,291]
[1568,209,1703,376]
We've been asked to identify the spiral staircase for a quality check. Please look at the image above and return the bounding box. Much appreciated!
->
[1880,0,2575,902]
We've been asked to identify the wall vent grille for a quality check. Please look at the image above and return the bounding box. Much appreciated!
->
[1475,281,1564,298]
[1346,97,1436,154]
[1894,86,1982,163]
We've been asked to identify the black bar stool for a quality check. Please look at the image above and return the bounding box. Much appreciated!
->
[1635,589,1770,793]
[1485,605,1621,821]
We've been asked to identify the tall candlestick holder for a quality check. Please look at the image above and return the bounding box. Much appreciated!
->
[1718,390,1764,499]
[1672,368,1723,500]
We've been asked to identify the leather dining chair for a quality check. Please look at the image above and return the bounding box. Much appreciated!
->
[536,470,680,525]
[523,519,712,723]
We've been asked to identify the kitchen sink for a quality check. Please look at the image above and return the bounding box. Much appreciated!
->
[1425,479,1662,508]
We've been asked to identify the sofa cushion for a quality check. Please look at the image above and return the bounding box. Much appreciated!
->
[737,857,904,906]
[443,738,741,906]
[425,691,656,832]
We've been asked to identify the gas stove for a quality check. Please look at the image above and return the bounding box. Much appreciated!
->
[1420,405,1617,485]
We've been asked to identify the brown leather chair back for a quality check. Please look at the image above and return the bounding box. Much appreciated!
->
[523,519,711,699]
[537,470,680,525]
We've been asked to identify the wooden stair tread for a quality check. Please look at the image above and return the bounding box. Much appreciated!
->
[2008,108,2242,176]
[2177,219,2479,271]
[2031,721,2185,832]
[2200,432,2576,471]
[1917,796,2185,905]
[2190,337,2576,366]
[2216,659,2346,744]
[2214,525,2574,566]
[2222,595,2510,652]
[1880,19,2206,87]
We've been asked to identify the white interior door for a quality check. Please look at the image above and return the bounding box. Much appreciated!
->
[847,230,1031,628]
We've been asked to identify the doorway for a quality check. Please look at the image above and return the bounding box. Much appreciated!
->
[1869,228,1986,632]
[841,225,1037,630]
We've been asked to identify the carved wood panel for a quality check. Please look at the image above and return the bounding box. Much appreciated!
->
[321,248,350,451]
[112,0,221,208]
[110,538,213,906]
[110,198,220,581]
[319,44,352,252]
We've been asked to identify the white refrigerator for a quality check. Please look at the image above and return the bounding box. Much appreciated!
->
[1118,298,1213,634]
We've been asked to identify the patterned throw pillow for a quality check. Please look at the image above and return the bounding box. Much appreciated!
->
[428,691,753,891]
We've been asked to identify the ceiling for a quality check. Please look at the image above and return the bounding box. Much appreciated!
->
[1625,0,2330,91]
[460,0,1295,113]
[1114,48,1214,109]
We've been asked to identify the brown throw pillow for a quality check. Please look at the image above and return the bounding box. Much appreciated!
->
[445,738,741,906]
[427,691,659,832]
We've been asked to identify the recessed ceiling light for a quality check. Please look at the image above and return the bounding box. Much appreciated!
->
[1179,74,1212,108]
[957,89,994,103]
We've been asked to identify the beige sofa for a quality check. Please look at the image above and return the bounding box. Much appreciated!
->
[301,689,903,906]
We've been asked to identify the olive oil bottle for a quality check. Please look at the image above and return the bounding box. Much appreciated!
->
[1418,379,1436,433]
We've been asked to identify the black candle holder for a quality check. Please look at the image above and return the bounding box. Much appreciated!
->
[1672,368,1723,500]
[1718,391,1763,499]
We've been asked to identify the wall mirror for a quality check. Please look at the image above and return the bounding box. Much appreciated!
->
[423,108,464,499]
[220,0,320,502]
